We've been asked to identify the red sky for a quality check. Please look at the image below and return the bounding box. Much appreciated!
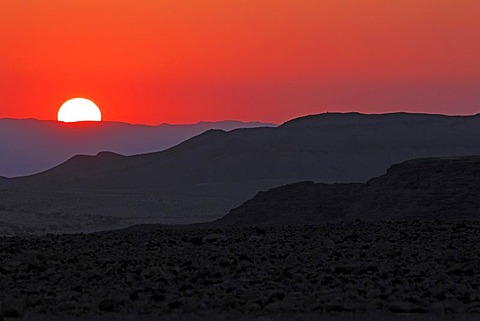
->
[1,0,479,125]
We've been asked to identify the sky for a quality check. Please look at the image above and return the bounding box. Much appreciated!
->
[1,0,479,125]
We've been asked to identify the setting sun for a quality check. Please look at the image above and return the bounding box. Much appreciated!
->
[57,98,102,123]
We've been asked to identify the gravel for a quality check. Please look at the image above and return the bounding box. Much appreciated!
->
[1,221,480,320]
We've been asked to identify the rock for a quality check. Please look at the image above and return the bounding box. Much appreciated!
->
[188,236,203,246]
[151,292,166,302]
[168,300,183,310]
[129,291,139,301]
[323,239,335,249]
[388,301,413,313]
[264,301,282,312]
[342,302,365,312]
[467,303,480,313]
[98,299,115,312]
[58,301,77,312]
[248,235,263,242]
[430,302,445,314]
[1,297,24,318]
[366,288,382,299]
[140,266,166,280]
[22,250,47,272]
[334,265,360,274]
[268,290,286,302]
[71,284,83,293]
[431,289,446,300]
[202,234,227,243]
[245,302,261,312]
[324,303,346,312]
[237,254,252,262]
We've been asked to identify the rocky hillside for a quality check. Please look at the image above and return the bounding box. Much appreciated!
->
[216,156,480,226]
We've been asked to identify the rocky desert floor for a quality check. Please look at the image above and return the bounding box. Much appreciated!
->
[1,221,480,320]
[0,188,235,236]
[0,180,294,236]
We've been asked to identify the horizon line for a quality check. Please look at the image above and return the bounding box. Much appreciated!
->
[1,111,479,127]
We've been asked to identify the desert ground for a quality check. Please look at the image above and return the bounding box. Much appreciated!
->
[1,221,480,320]
[0,179,301,237]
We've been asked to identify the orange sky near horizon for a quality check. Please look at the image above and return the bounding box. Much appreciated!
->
[1,0,479,125]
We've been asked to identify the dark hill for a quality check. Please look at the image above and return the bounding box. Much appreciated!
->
[9,112,480,191]
[0,118,272,177]
[23,152,126,188]
[215,156,480,226]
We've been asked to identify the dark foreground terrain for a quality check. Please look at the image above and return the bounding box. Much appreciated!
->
[1,221,480,320]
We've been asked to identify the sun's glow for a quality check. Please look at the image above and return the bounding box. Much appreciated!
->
[57,98,102,123]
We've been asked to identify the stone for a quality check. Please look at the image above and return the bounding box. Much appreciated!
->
[323,239,335,249]
[264,301,282,312]
[268,289,286,302]
[98,299,116,312]
[467,303,480,313]
[188,236,203,246]
[334,265,360,274]
[245,302,261,312]
[324,303,346,312]
[238,254,252,262]
[341,302,365,312]
[1,297,24,318]
[248,235,263,242]
[388,301,413,313]
[202,234,227,243]
[140,266,165,280]
[430,301,445,314]
[168,300,183,310]
[58,301,77,312]
[366,288,382,299]
[151,292,166,302]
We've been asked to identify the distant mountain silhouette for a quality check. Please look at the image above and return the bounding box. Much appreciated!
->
[216,156,480,226]
[8,112,480,190]
[0,118,273,177]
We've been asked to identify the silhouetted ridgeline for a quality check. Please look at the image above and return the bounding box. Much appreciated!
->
[8,112,480,190]
[0,118,273,177]
[215,156,480,226]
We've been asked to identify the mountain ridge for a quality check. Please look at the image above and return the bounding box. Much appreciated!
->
[7,112,480,191]
[215,155,480,226]
[0,118,274,177]
[0,117,273,128]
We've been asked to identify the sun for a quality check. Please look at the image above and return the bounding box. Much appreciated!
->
[57,98,102,123]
